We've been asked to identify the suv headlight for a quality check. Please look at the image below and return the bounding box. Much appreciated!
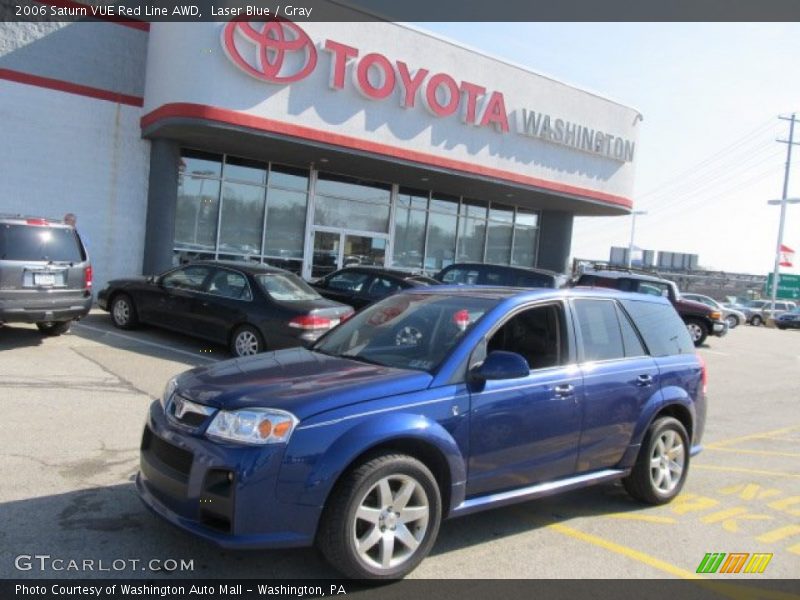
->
[161,376,179,409]
[206,408,298,445]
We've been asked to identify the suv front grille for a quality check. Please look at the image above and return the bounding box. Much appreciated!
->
[141,426,193,479]
[166,394,216,430]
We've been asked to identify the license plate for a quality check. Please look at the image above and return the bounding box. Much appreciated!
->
[34,273,56,286]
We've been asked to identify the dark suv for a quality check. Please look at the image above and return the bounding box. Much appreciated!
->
[0,215,92,335]
[573,268,726,346]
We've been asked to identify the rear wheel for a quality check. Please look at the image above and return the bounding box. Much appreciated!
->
[685,319,708,346]
[724,314,739,329]
[36,321,70,336]
[623,416,689,505]
[111,293,138,329]
[230,325,264,357]
[751,315,763,326]
[316,454,442,580]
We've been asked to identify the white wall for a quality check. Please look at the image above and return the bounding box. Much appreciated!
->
[0,80,151,292]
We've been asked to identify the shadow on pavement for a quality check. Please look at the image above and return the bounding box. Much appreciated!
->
[0,323,45,352]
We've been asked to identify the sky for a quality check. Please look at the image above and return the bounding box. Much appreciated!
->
[415,22,800,276]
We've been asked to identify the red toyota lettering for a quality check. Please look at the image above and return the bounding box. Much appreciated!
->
[324,39,358,89]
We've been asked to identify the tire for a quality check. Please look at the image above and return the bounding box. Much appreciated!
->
[230,325,264,357]
[623,416,690,505]
[685,319,708,347]
[111,293,138,329]
[724,314,739,329]
[751,315,763,326]
[316,454,442,580]
[36,321,71,336]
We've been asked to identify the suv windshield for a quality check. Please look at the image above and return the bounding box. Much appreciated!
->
[256,273,321,302]
[0,224,85,262]
[314,293,496,372]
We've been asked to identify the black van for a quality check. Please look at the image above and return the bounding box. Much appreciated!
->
[0,215,92,335]
[435,262,567,289]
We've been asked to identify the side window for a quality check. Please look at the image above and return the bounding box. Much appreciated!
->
[442,268,479,284]
[207,269,252,300]
[162,266,211,291]
[486,304,565,370]
[621,299,694,356]
[483,269,507,286]
[366,276,401,299]
[616,303,647,357]
[327,271,370,292]
[573,299,626,362]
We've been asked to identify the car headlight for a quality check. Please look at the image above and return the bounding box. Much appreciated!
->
[161,376,179,409]
[206,408,298,445]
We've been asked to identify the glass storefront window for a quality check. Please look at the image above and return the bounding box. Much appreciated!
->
[393,207,427,269]
[269,165,309,191]
[512,225,537,267]
[181,150,222,179]
[489,203,514,223]
[516,208,538,228]
[264,188,307,259]
[174,176,221,252]
[316,173,391,204]
[314,195,390,232]
[224,156,267,184]
[457,216,486,262]
[397,188,429,210]
[219,183,265,256]
[486,221,513,264]
[425,211,457,271]
[430,193,459,214]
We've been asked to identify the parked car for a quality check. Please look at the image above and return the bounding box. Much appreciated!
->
[97,261,353,356]
[776,306,800,330]
[137,286,705,579]
[573,268,727,346]
[435,262,567,288]
[0,214,92,335]
[743,299,798,326]
[311,266,440,310]
[682,293,746,329]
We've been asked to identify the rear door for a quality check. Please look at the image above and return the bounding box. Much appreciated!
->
[572,298,661,472]
[467,302,583,496]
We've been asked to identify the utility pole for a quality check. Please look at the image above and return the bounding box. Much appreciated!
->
[771,114,799,314]
[627,210,647,268]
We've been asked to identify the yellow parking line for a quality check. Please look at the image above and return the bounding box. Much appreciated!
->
[693,464,800,479]
[706,426,800,449]
[546,522,700,579]
[606,513,677,524]
[704,447,800,458]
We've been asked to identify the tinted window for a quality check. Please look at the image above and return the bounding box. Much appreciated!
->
[367,276,402,299]
[515,272,555,288]
[621,299,695,356]
[574,299,626,362]
[162,266,211,291]
[207,269,252,300]
[577,275,633,291]
[326,271,370,292]
[441,267,479,285]
[617,305,647,357]
[0,224,85,262]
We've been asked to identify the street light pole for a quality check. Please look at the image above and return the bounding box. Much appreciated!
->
[627,210,647,268]
[770,114,798,312]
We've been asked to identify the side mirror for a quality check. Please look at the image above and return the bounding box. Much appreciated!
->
[147,275,159,285]
[471,351,530,381]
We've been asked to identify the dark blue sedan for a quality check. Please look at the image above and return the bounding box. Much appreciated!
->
[137,286,705,579]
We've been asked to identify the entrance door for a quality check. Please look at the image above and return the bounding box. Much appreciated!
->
[310,229,387,279]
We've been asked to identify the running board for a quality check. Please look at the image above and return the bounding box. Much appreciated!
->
[451,469,627,517]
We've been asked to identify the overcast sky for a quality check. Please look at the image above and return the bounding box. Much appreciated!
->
[416,22,800,276]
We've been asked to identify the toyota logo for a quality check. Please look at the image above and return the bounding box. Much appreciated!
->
[222,17,317,83]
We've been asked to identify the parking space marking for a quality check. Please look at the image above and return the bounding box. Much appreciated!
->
[704,447,800,459]
[706,426,800,449]
[606,513,677,524]
[545,522,701,579]
[693,465,800,479]
[73,323,220,363]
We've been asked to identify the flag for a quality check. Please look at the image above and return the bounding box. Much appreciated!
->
[779,244,795,268]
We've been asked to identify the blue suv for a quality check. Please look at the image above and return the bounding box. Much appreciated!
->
[137,287,706,579]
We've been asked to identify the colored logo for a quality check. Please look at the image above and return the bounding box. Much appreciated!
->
[696,552,773,574]
[222,18,317,83]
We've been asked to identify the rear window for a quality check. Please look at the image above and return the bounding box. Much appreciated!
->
[514,272,556,288]
[0,224,85,262]
[257,273,321,302]
[620,299,695,356]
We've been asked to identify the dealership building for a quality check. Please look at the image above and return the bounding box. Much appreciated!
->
[1,9,640,290]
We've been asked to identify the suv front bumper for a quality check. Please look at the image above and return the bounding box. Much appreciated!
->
[710,319,728,337]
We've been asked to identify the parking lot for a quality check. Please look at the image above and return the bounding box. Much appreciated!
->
[0,312,798,580]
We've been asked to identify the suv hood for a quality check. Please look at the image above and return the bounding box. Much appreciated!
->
[175,347,433,420]
[674,297,715,316]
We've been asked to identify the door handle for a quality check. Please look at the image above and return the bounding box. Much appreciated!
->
[637,374,654,386]
[554,384,574,397]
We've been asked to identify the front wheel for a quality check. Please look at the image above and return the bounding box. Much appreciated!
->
[623,416,690,505]
[685,319,708,347]
[751,315,763,326]
[316,454,442,580]
[111,293,138,329]
[725,314,739,329]
[36,321,70,336]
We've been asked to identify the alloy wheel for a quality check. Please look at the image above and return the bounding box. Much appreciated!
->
[649,429,685,494]
[234,330,260,356]
[113,298,130,326]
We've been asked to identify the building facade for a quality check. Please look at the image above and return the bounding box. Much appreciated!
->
[1,11,641,290]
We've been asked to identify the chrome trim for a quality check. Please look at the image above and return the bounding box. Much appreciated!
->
[166,395,216,428]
